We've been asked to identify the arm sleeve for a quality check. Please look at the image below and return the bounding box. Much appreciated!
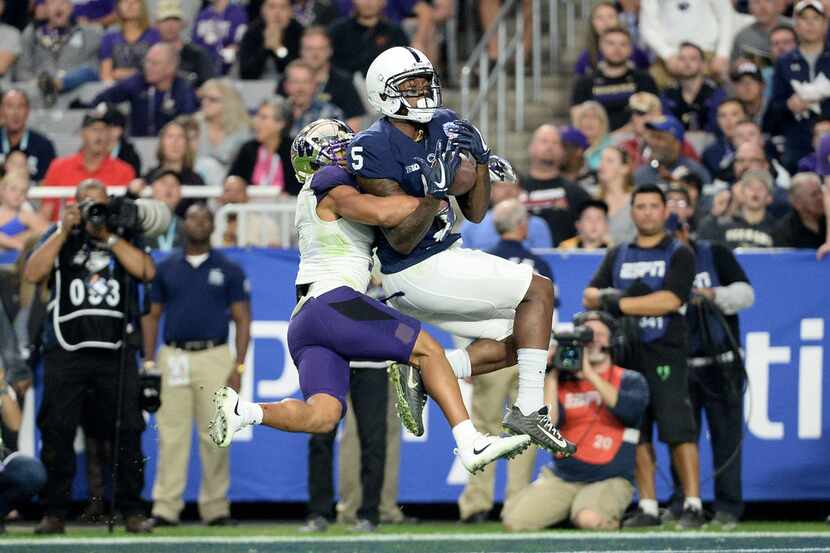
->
[91,80,131,105]
[640,0,675,60]
[711,0,735,59]
[98,32,114,60]
[710,243,754,314]
[148,268,166,304]
[588,247,618,289]
[227,264,251,303]
[663,245,695,302]
[609,370,650,427]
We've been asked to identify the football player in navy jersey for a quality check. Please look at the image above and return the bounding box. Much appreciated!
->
[211,119,531,476]
[346,46,575,456]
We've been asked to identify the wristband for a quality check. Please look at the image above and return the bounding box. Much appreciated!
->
[236,363,246,375]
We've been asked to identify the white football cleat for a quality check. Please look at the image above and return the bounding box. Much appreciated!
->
[209,386,243,448]
[455,433,532,475]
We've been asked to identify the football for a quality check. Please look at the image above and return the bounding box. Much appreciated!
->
[450,151,477,196]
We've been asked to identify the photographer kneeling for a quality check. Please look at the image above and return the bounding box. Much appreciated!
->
[24,179,158,534]
[502,312,649,531]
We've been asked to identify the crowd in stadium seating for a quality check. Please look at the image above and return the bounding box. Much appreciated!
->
[563,0,830,258]
[0,0,826,257]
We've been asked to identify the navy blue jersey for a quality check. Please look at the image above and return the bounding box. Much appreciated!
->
[348,109,462,273]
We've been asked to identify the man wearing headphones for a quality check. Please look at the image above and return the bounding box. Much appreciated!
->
[502,312,649,531]
[666,192,755,527]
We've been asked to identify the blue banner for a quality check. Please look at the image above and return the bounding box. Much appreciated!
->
[23,249,830,503]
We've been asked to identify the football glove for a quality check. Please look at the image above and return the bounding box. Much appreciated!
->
[139,363,162,413]
[598,288,623,317]
[445,119,490,164]
[414,149,460,199]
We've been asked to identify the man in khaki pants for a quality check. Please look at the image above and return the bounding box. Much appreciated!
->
[143,204,251,526]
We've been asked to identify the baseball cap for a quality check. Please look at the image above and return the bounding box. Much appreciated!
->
[816,133,830,177]
[628,92,661,115]
[560,126,590,150]
[795,0,825,16]
[730,61,764,83]
[645,114,684,142]
[81,105,108,128]
[157,0,185,20]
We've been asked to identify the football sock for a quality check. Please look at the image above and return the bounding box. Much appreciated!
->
[445,348,472,379]
[515,348,547,416]
[451,419,478,451]
[684,497,703,512]
[238,400,263,426]
[640,499,659,517]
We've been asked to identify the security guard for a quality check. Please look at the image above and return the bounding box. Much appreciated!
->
[24,179,156,534]
[583,184,703,529]
[143,204,251,527]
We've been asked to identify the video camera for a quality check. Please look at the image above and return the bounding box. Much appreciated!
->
[79,196,171,238]
[550,325,594,372]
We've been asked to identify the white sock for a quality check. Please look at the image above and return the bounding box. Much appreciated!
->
[238,400,263,426]
[640,498,659,517]
[514,348,547,415]
[451,419,478,451]
[445,348,472,379]
[684,497,702,512]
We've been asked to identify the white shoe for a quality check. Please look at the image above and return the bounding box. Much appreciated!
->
[209,386,243,448]
[455,434,532,475]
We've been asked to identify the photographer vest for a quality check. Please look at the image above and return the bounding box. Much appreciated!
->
[687,240,728,356]
[558,366,636,465]
[50,237,126,350]
[611,239,683,343]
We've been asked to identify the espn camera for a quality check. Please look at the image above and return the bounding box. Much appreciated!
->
[550,311,633,374]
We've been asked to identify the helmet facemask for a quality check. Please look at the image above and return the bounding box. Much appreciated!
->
[383,70,442,124]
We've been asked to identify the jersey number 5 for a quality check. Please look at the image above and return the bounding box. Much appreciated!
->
[350,146,364,171]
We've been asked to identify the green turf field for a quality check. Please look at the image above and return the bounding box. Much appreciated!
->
[2,522,830,552]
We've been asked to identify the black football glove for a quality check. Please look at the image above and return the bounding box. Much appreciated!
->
[414,149,460,199]
[139,366,162,413]
[445,119,490,164]
[598,288,623,317]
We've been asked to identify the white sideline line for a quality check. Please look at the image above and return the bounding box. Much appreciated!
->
[2,531,830,546]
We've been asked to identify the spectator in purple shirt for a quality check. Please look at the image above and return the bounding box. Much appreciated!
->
[34,0,117,27]
[574,1,650,76]
[192,0,248,75]
[100,0,161,82]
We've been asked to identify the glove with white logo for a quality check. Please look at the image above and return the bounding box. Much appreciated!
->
[414,149,460,199]
[445,119,490,164]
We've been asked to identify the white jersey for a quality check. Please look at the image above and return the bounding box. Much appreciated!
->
[294,171,374,297]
